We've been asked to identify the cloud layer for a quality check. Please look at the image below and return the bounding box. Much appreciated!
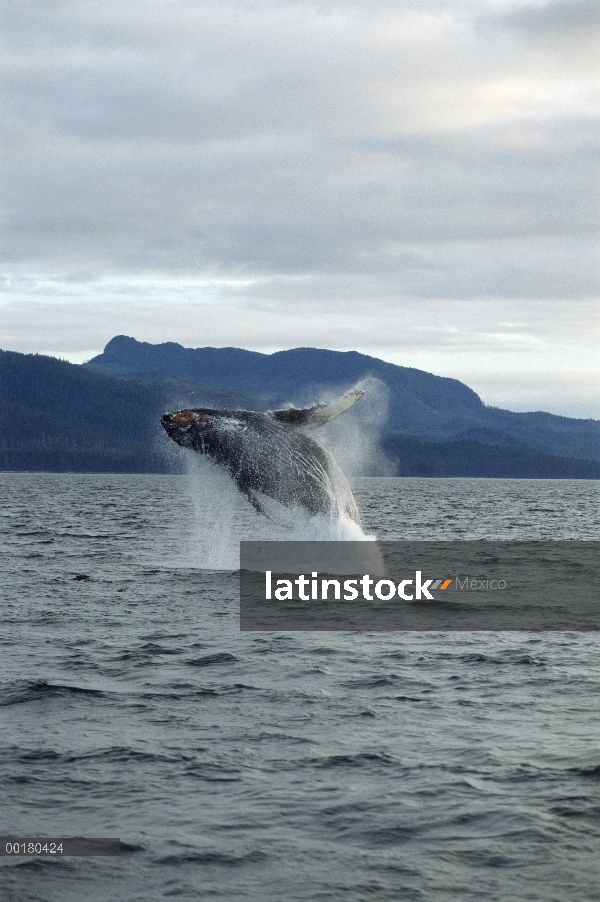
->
[1,0,598,415]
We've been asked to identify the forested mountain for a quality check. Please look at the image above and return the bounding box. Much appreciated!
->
[85,336,600,462]
[381,436,600,479]
[1,347,598,477]
[0,350,171,473]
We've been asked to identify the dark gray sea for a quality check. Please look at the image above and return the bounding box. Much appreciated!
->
[1,472,599,902]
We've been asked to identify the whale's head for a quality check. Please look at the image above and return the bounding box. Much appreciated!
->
[161,409,211,449]
[161,408,247,454]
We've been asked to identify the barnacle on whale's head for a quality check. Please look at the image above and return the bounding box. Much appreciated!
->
[171,409,196,428]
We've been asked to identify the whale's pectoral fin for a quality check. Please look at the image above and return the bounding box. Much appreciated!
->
[270,389,365,430]
[234,473,267,516]
[246,490,266,516]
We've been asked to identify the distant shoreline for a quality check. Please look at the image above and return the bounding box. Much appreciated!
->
[1,470,598,481]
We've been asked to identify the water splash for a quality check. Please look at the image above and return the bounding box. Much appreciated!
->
[183,450,376,570]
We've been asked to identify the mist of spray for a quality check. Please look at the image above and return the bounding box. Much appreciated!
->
[313,376,394,478]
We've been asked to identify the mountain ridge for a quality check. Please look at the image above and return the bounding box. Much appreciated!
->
[0,347,598,477]
[84,336,600,462]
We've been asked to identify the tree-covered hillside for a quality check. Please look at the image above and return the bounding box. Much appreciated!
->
[85,336,600,462]
[0,350,171,472]
[1,349,598,478]
[381,436,600,479]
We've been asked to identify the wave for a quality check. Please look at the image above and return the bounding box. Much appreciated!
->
[0,680,106,707]
[156,849,268,867]
[186,653,238,667]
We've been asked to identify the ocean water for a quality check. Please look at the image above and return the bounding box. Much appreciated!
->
[1,472,599,902]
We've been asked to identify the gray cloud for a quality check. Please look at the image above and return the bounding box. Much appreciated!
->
[3,1,597,282]
[492,0,600,39]
[1,0,598,417]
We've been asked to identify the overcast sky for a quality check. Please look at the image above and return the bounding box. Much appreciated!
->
[1,0,598,416]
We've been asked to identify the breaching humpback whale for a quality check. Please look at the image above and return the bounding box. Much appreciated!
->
[161,389,364,524]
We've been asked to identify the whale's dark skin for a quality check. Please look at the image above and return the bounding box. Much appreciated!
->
[160,391,364,523]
